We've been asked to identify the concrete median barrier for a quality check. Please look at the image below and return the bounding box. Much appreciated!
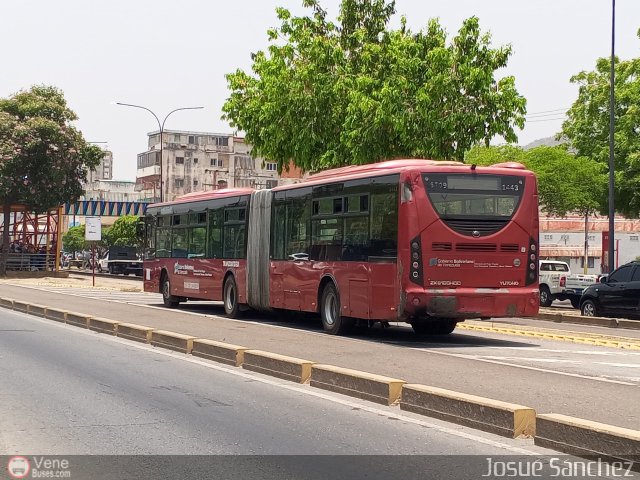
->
[13,301,29,313]
[0,298,14,309]
[88,317,119,335]
[151,330,196,353]
[535,413,640,462]
[617,319,640,331]
[400,384,536,438]
[27,304,47,318]
[66,311,91,328]
[311,364,405,406]
[117,322,154,343]
[538,311,620,328]
[242,350,313,384]
[192,339,247,366]
[45,308,67,323]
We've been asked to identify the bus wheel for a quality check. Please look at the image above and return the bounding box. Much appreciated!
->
[162,276,179,308]
[412,320,457,335]
[539,286,553,307]
[320,283,354,335]
[223,276,242,318]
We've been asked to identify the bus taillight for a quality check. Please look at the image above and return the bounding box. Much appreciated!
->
[526,237,538,286]
[410,236,423,285]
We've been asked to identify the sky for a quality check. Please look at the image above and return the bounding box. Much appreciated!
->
[1,0,639,181]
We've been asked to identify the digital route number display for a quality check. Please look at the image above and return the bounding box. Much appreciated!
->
[424,174,523,193]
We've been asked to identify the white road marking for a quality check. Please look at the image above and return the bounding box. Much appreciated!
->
[409,348,636,386]
[485,346,640,356]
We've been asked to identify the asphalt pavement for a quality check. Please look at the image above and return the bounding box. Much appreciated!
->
[1,280,638,433]
[0,309,564,479]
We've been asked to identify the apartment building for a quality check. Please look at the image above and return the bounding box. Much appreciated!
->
[86,150,113,183]
[136,130,292,202]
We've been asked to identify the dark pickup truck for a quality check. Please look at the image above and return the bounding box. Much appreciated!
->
[98,246,143,276]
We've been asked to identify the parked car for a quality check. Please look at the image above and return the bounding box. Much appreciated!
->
[580,261,640,319]
[538,260,598,308]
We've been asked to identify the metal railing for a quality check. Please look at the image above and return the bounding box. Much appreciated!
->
[5,253,56,271]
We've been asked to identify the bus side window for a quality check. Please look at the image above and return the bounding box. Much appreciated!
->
[207,208,223,259]
[285,195,310,260]
[370,191,398,257]
[271,200,286,260]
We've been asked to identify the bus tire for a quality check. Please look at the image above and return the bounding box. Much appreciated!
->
[223,275,241,318]
[320,282,353,335]
[412,320,457,335]
[539,285,553,307]
[162,276,179,308]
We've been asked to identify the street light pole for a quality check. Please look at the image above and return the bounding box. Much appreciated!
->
[607,0,616,273]
[116,103,203,203]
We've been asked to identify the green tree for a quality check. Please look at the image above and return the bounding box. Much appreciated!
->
[561,32,640,216]
[465,145,607,217]
[223,0,526,173]
[62,225,87,254]
[104,215,142,249]
[0,85,102,274]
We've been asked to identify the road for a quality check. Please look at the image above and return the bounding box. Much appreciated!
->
[0,309,563,479]
[1,281,639,434]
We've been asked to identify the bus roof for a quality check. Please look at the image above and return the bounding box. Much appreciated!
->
[273,158,528,191]
[147,188,254,209]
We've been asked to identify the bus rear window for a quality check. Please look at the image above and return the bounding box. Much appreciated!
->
[424,174,524,218]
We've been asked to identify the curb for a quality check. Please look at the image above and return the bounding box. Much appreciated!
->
[66,311,91,328]
[535,413,640,463]
[537,312,619,328]
[3,296,640,462]
[89,317,119,335]
[460,322,640,351]
[400,384,536,438]
[117,322,154,343]
[242,350,313,384]
[45,308,67,323]
[192,339,247,367]
[151,330,196,354]
[537,311,640,331]
[311,364,405,406]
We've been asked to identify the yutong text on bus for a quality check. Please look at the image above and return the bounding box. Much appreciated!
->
[141,159,540,335]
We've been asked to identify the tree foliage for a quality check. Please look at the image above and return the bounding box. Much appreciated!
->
[465,145,607,217]
[223,0,526,173]
[62,225,87,254]
[0,85,103,274]
[104,215,142,249]
[561,32,640,216]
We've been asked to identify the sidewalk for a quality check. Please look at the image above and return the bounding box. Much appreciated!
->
[0,273,142,292]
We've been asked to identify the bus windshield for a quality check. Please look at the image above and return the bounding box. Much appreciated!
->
[424,173,524,219]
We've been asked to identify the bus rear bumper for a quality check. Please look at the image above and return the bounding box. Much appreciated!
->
[403,287,540,320]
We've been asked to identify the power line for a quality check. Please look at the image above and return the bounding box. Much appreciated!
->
[525,107,570,116]
[525,111,568,119]
[526,116,566,123]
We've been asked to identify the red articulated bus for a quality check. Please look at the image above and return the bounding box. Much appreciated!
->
[142,159,539,335]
